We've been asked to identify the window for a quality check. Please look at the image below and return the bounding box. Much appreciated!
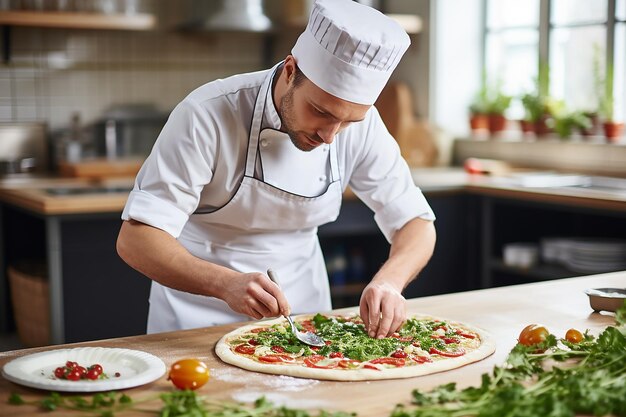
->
[432,0,624,136]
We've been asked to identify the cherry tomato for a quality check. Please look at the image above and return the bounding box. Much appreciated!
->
[89,364,103,375]
[76,366,87,378]
[565,328,583,344]
[66,369,82,381]
[86,369,100,380]
[54,367,65,378]
[168,359,210,390]
[518,324,549,346]
[65,361,78,369]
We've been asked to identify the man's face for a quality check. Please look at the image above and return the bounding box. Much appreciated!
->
[279,77,371,152]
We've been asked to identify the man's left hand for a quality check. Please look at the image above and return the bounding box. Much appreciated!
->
[359,281,406,339]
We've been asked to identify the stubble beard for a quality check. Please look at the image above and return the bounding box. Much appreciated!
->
[280,86,320,152]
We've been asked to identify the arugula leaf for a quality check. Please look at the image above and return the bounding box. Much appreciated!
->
[616,299,626,327]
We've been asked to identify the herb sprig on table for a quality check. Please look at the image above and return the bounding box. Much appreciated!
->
[9,390,356,417]
[392,300,626,417]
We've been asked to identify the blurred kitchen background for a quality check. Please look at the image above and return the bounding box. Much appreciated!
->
[0,0,625,350]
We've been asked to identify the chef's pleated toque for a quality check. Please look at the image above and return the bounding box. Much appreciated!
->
[291,0,410,105]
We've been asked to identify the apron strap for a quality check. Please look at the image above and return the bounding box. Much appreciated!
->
[244,63,282,178]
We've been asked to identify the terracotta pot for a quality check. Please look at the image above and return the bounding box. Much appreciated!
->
[534,115,552,137]
[603,122,625,143]
[488,114,507,134]
[519,120,534,135]
[469,114,488,131]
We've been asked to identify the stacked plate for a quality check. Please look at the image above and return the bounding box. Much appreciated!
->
[541,238,626,273]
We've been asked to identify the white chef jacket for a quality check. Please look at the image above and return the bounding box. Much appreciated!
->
[123,67,435,242]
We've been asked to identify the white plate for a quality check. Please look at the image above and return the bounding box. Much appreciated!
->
[1,347,166,392]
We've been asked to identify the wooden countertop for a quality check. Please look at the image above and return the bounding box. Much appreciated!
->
[1,168,626,215]
[1,272,624,416]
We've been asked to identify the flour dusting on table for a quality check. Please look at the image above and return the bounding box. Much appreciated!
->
[211,368,319,391]
[230,390,332,409]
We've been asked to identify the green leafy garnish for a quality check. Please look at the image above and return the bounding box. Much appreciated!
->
[392,313,626,417]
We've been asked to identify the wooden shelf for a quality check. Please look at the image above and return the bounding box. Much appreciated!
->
[0,11,156,31]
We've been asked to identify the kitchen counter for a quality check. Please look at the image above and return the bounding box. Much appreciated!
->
[1,168,625,215]
[1,271,623,416]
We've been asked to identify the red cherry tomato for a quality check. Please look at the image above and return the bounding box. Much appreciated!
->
[89,364,103,375]
[66,369,82,381]
[518,324,549,346]
[168,359,210,390]
[86,369,100,380]
[54,367,65,379]
[65,361,78,369]
[76,366,87,378]
[565,328,583,343]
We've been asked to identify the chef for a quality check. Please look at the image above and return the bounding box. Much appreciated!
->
[117,0,436,339]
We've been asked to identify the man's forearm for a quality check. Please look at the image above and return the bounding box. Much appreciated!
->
[116,220,237,297]
[371,217,436,291]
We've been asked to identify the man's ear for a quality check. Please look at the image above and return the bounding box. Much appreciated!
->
[283,55,297,85]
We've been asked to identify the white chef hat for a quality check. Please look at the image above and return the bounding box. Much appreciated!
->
[291,0,410,105]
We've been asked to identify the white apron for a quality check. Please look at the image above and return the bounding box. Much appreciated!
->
[147,64,343,332]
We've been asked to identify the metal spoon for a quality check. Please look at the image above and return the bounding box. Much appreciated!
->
[266,268,326,347]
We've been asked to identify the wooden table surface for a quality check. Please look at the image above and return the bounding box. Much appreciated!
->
[1,272,624,416]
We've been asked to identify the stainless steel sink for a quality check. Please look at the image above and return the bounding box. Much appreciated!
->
[44,186,132,196]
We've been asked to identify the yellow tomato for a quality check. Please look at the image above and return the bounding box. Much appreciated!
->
[518,324,549,346]
[565,328,583,344]
[168,359,210,390]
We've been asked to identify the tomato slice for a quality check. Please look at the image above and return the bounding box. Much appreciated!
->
[271,346,285,353]
[363,363,381,371]
[329,351,344,358]
[258,354,296,363]
[411,355,433,363]
[455,329,476,339]
[304,355,339,369]
[338,359,361,369]
[391,350,408,358]
[234,344,256,355]
[443,337,460,344]
[369,357,406,367]
[301,320,317,333]
[391,333,414,342]
[429,347,466,357]
[251,327,269,333]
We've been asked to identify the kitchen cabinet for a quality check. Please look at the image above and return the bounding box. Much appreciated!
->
[478,194,626,289]
[0,203,150,344]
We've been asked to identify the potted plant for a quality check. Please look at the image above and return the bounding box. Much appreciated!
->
[599,63,625,142]
[468,78,489,132]
[485,86,512,135]
[553,111,591,139]
[520,63,556,137]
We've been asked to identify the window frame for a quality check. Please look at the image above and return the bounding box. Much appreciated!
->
[481,0,620,100]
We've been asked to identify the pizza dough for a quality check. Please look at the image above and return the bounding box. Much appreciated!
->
[215,313,496,381]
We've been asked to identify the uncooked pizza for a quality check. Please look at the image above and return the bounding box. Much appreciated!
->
[215,313,496,381]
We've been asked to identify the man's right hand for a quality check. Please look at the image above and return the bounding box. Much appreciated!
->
[221,272,291,320]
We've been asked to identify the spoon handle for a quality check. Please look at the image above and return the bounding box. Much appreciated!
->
[267,268,292,317]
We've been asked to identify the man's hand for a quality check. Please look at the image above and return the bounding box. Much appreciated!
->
[221,272,291,320]
[359,281,406,339]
